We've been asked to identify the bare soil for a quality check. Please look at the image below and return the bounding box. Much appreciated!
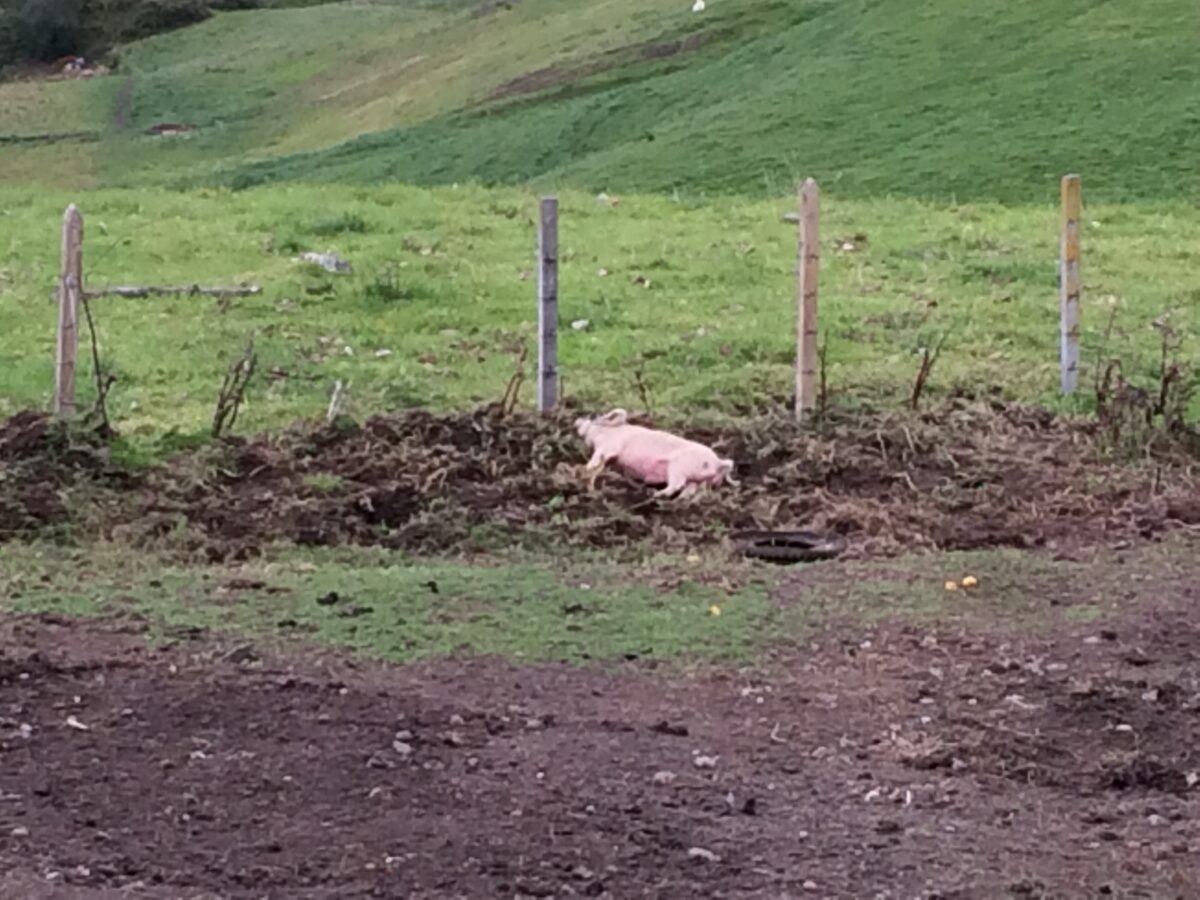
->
[487,31,712,102]
[2,556,1198,899]
[3,402,1198,562]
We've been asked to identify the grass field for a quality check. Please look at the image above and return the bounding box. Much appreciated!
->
[2,183,1197,453]
[6,534,1184,666]
[2,0,1198,203]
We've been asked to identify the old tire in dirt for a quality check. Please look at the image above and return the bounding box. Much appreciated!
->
[730,530,847,564]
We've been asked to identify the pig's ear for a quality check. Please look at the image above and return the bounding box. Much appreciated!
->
[599,408,629,426]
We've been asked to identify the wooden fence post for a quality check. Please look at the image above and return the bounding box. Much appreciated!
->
[1059,174,1082,395]
[55,204,83,418]
[537,196,559,412]
[795,179,820,421]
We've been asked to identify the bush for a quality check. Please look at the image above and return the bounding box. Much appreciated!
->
[1,0,85,63]
[123,0,210,41]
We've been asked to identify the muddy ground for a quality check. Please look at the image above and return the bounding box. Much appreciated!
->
[3,404,1199,897]
[1,553,1198,899]
[3,401,1199,562]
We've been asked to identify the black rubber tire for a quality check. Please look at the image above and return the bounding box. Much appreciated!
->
[729,530,847,564]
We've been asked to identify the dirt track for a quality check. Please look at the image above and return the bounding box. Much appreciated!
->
[2,559,1198,899]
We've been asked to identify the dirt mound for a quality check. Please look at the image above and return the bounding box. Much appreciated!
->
[0,412,134,540]
[4,401,1198,560]
[135,400,1200,561]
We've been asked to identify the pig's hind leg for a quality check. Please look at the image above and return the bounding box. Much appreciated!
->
[652,460,691,500]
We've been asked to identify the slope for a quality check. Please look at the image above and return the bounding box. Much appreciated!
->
[1,0,1197,203]
[216,0,1200,203]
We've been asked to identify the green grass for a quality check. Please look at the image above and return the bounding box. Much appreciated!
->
[2,183,1197,449]
[2,0,1198,203]
[0,541,776,663]
[778,548,1097,628]
[4,536,1193,665]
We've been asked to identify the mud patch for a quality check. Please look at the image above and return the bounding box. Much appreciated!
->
[488,31,713,101]
[0,412,136,540]
[882,608,1200,801]
[4,401,1200,560]
[129,400,1200,561]
[1,569,1198,898]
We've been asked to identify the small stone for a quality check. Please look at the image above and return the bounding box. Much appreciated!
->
[65,715,89,731]
[571,319,591,331]
[223,645,257,665]
[693,755,719,769]
[392,740,413,757]
[687,847,719,863]
[803,880,818,891]
[367,753,395,770]
[299,251,352,274]
[11,826,29,838]
[652,770,677,785]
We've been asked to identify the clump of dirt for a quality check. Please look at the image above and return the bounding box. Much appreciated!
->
[4,401,1199,560]
[0,411,134,540]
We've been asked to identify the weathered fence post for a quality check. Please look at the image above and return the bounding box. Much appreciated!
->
[1059,174,1082,395]
[795,179,820,421]
[54,204,84,418]
[537,196,559,412]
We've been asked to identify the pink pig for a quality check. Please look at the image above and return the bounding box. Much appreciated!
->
[574,409,736,499]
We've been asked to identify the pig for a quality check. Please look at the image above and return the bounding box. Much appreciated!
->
[574,408,736,499]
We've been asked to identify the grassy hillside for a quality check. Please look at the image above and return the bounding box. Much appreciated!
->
[2,0,1198,203]
[2,183,1196,452]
